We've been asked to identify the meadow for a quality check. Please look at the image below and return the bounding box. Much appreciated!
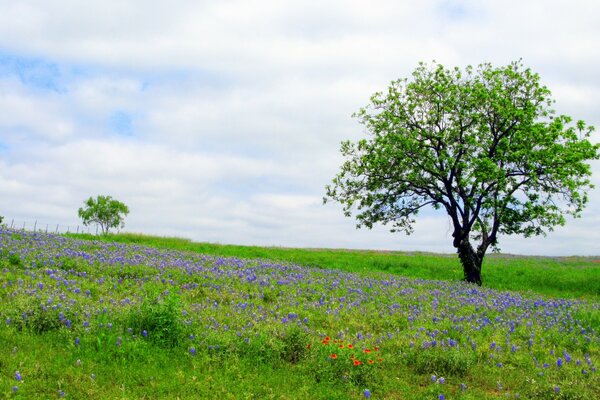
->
[68,232,600,301]
[1,228,598,399]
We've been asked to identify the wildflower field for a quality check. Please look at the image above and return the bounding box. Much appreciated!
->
[0,228,598,399]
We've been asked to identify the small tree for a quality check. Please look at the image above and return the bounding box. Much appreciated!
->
[78,195,129,235]
[325,61,599,285]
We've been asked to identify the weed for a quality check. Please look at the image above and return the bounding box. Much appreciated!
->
[404,347,476,377]
[127,292,185,348]
[280,326,310,364]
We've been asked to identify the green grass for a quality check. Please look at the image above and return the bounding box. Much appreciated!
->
[67,232,600,300]
[2,230,598,399]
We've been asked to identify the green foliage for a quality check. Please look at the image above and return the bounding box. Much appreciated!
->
[280,326,310,364]
[305,337,382,389]
[8,252,21,266]
[7,298,74,334]
[325,60,600,284]
[404,347,476,377]
[127,291,185,348]
[78,195,129,234]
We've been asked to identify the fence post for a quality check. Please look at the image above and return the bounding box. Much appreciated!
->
[10,219,14,228]
[22,221,26,231]
[76,226,79,234]
[55,224,59,233]
[96,225,98,235]
[46,224,48,233]
[34,220,37,232]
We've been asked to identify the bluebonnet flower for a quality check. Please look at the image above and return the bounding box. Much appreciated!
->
[15,371,22,381]
[363,388,371,398]
[189,347,197,356]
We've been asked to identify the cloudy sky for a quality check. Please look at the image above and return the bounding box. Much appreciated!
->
[1,0,599,255]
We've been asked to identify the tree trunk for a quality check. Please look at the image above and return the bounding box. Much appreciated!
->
[456,241,483,286]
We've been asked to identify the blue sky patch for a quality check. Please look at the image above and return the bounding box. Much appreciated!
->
[109,111,134,137]
[0,50,64,92]
[438,0,469,21]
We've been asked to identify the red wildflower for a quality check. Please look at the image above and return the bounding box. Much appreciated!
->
[364,348,371,353]
[330,353,338,359]
[347,344,354,349]
[353,359,362,366]
[368,359,374,364]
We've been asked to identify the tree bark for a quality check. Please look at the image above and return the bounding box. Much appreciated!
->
[456,240,483,285]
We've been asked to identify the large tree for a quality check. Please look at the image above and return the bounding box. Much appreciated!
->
[325,61,599,285]
[78,195,129,235]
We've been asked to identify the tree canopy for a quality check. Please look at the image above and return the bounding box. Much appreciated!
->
[78,195,129,235]
[325,61,599,285]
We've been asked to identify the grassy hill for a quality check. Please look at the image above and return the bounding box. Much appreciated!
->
[68,232,600,300]
[1,229,598,399]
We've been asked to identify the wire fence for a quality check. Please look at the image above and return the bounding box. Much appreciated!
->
[2,218,100,235]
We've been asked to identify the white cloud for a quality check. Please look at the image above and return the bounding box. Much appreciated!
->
[0,0,599,255]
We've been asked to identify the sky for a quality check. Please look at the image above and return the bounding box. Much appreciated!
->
[1,0,599,256]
